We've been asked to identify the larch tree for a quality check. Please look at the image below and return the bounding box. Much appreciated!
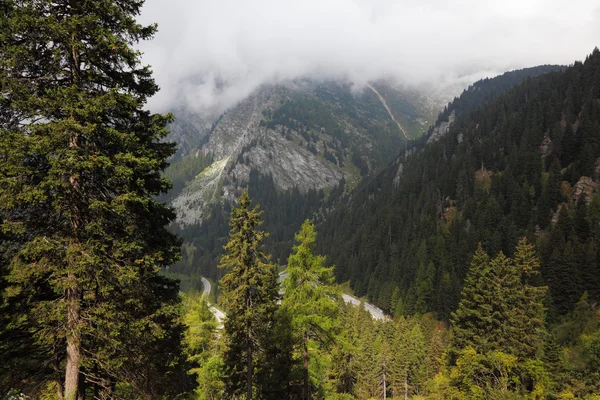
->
[0,0,183,398]
[391,322,426,400]
[218,189,279,400]
[375,329,392,400]
[281,220,340,400]
[182,293,224,400]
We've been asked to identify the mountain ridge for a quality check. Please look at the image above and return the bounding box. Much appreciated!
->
[166,78,450,226]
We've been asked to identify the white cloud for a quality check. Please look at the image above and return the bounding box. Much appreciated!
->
[137,0,600,115]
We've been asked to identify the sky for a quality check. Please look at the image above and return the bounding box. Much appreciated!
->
[138,0,600,115]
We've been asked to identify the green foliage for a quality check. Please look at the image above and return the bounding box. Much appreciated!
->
[183,293,219,364]
[450,347,520,398]
[452,239,547,360]
[182,293,224,400]
[281,220,340,398]
[318,50,600,320]
[217,190,280,399]
[0,0,186,397]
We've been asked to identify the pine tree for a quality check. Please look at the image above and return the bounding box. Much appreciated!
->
[0,1,184,397]
[422,327,446,385]
[218,190,279,400]
[281,220,339,400]
[375,329,392,399]
[356,320,379,399]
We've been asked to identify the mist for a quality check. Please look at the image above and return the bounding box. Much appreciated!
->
[138,0,600,116]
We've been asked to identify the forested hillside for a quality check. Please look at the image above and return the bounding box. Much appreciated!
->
[431,65,563,139]
[169,66,567,289]
[166,56,600,398]
[183,198,600,399]
[318,49,600,321]
[3,0,600,398]
[169,169,331,289]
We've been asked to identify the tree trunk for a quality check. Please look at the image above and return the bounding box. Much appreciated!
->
[64,280,81,400]
[404,374,408,400]
[303,330,310,400]
[66,23,81,393]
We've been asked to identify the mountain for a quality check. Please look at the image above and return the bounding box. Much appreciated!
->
[161,79,452,287]
[317,52,600,319]
[165,79,448,224]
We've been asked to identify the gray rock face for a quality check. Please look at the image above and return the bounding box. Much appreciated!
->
[427,110,456,143]
[168,79,448,226]
[230,130,347,192]
[200,87,282,160]
[393,162,404,187]
[171,82,355,226]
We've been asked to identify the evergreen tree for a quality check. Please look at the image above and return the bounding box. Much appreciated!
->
[182,293,224,400]
[375,330,392,399]
[0,0,184,397]
[510,238,548,358]
[391,322,426,399]
[281,220,339,400]
[450,245,493,356]
[218,190,279,399]
[452,239,547,359]
[355,319,379,399]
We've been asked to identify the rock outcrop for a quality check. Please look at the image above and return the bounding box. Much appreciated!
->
[427,110,456,143]
[168,80,450,226]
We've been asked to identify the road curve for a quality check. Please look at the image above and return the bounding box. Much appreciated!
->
[341,293,385,321]
[200,277,225,326]
[202,273,386,322]
[280,271,385,321]
[201,276,211,297]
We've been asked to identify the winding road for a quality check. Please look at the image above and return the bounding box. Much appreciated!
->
[201,273,386,323]
[341,293,385,320]
[279,271,384,320]
[200,277,225,326]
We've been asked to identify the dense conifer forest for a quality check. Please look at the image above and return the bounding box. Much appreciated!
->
[169,64,568,291]
[2,0,600,399]
[319,50,600,321]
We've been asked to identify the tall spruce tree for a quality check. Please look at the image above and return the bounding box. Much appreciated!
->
[0,0,183,398]
[451,239,547,359]
[218,190,279,400]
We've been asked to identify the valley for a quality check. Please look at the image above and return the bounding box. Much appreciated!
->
[2,0,600,398]
[163,78,453,287]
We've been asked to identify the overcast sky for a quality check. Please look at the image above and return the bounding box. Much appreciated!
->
[138,0,600,115]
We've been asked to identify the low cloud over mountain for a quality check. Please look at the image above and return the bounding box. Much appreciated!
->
[139,0,600,115]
